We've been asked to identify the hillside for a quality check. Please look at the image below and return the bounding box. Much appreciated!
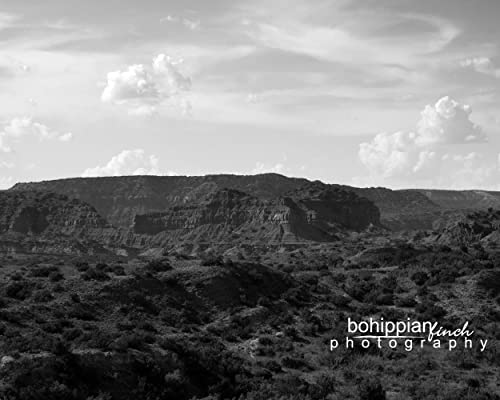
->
[10,174,500,232]
[0,191,112,255]
[131,185,380,246]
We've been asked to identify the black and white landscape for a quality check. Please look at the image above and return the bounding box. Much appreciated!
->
[1,1,500,399]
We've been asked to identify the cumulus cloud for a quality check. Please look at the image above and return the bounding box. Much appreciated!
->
[101,54,191,114]
[101,65,159,104]
[416,96,486,146]
[0,117,72,152]
[359,96,487,179]
[460,57,500,78]
[81,149,162,177]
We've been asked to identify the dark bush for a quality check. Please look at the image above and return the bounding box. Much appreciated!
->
[145,258,172,273]
[411,271,429,286]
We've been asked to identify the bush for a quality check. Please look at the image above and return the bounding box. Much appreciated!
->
[411,271,429,286]
[49,271,64,282]
[5,280,32,300]
[29,265,60,278]
[395,296,417,307]
[145,258,172,273]
[81,268,109,281]
[358,376,386,400]
[32,289,54,303]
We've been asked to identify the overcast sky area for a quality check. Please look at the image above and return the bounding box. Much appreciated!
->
[1,0,500,190]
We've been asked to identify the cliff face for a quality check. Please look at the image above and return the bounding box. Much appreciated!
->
[0,191,112,254]
[0,191,108,235]
[131,186,380,244]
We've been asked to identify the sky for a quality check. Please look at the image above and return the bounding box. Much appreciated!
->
[1,0,500,190]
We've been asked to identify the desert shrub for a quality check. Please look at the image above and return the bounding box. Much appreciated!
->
[29,265,61,278]
[281,356,310,370]
[49,271,64,282]
[415,301,447,320]
[358,376,385,400]
[53,283,65,293]
[395,296,417,307]
[74,261,90,272]
[70,293,81,303]
[32,289,54,303]
[476,270,500,297]
[411,271,429,286]
[110,265,126,275]
[95,262,108,271]
[129,291,159,314]
[330,293,350,306]
[62,327,83,341]
[5,280,33,300]
[145,258,172,273]
[81,268,109,281]
[10,272,24,281]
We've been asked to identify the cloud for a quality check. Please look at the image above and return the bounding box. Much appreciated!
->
[415,96,486,146]
[101,65,159,104]
[0,117,73,152]
[0,161,14,169]
[251,162,286,175]
[359,96,487,180]
[460,57,500,78]
[0,136,11,153]
[160,15,200,30]
[58,132,73,142]
[81,149,163,177]
[101,54,191,114]
[359,131,415,178]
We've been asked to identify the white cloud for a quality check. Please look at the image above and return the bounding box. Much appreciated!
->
[460,57,500,78]
[252,162,286,175]
[359,131,415,178]
[183,19,201,31]
[0,161,14,169]
[0,117,72,152]
[101,64,159,104]
[152,54,191,92]
[81,149,163,177]
[0,136,11,153]
[101,54,191,114]
[415,96,486,146]
[160,15,200,30]
[359,96,487,179]
[58,132,73,142]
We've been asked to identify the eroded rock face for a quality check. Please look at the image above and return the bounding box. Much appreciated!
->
[0,191,109,236]
[132,186,381,243]
[432,209,500,248]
